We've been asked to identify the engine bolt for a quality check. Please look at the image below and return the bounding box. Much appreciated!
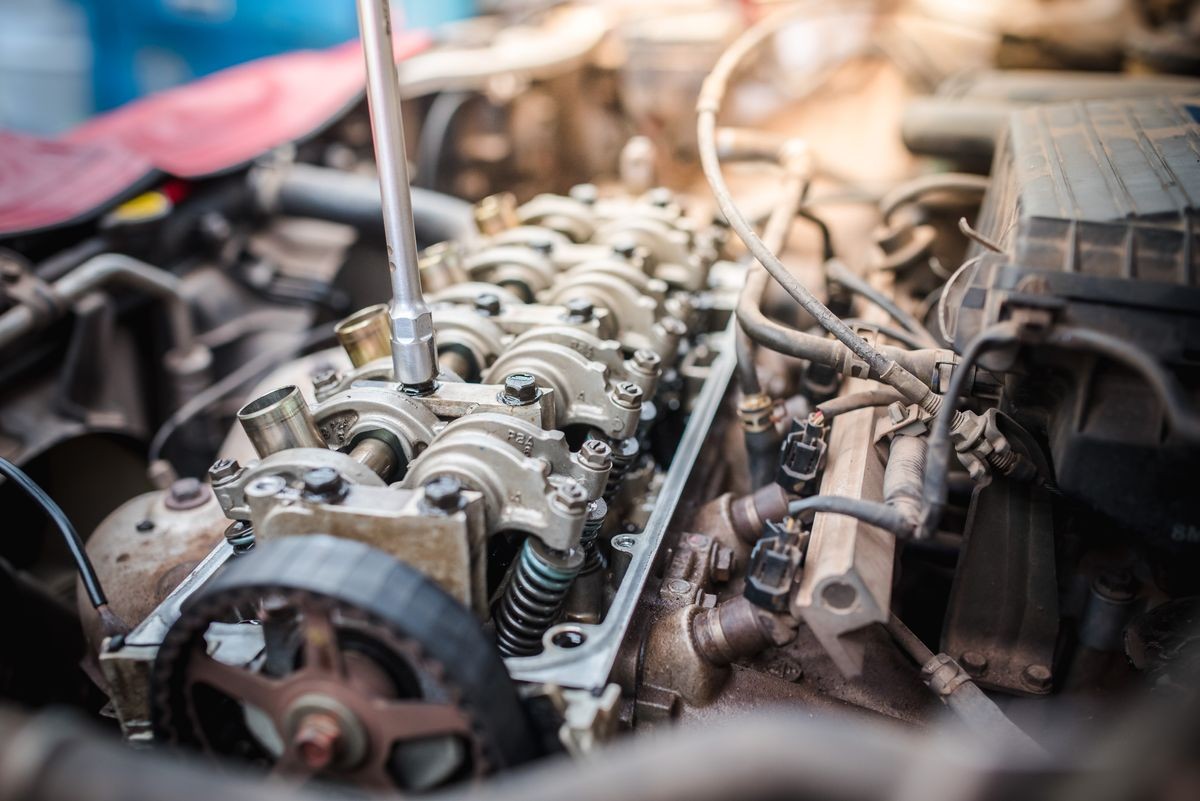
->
[1022,663,1052,691]
[611,237,640,261]
[552,480,588,514]
[631,349,661,375]
[960,651,989,676]
[612,382,644,409]
[423,475,464,513]
[564,297,594,323]
[647,187,674,208]
[528,238,554,256]
[165,477,209,510]
[301,468,346,503]
[208,458,240,485]
[310,366,340,395]
[578,439,613,471]
[501,373,539,405]
[293,712,342,772]
[474,292,502,316]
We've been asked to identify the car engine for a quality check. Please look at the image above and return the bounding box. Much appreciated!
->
[1,2,1199,800]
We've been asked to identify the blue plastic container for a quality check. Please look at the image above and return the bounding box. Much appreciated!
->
[77,0,362,110]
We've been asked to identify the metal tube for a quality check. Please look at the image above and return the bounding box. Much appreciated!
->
[355,0,437,390]
[237,385,326,457]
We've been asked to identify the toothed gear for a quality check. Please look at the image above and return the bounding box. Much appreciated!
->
[150,535,538,791]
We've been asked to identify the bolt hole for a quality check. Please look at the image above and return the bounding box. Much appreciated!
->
[551,628,586,648]
[821,581,858,611]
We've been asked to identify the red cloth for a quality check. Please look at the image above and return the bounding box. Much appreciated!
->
[1,33,429,236]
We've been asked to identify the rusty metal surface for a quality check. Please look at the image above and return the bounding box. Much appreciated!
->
[76,487,227,652]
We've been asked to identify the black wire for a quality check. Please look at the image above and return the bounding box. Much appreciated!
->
[919,323,1019,538]
[0,456,107,608]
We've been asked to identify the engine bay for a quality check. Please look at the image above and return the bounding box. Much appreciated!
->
[1,3,1199,800]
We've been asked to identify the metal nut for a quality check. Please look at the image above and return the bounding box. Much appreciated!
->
[578,439,613,471]
[501,373,539,405]
[311,366,340,393]
[208,458,241,485]
[564,297,594,323]
[631,349,661,375]
[569,183,598,205]
[165,477,209,510]
[301,467,345,503]
[552,480,589,514]
[612,382,644,409]
[423,475,464,513]
[474,292,502,316]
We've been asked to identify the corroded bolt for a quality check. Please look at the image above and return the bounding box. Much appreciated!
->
[1022,663,1052,691]
[474,292,502,316]
[423,475,464,513]
[578,439,613,471]
[564,297,594,323]
[208,458,240,485]
[293,712,342,772]
[302,468,345,502]
[612,382,644,409]
[961,651,989,676]
[502,373,539,405]
[166,477,208,510]
[631,349,661,375]
[553,480,589,514]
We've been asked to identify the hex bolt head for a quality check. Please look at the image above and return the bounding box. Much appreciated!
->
[301,467,345,502]
[310,366,340,392]
[208,458,240,485]
[423,475,464,513]
[960,651,989,676]
[578,439,613,471]
[1022,663,1052,691]
[631,349,661,374]
[502,373,539,405]
[293,713,342,772]
[612,382,644,409]
[474,292,502,316]
[553,480,588,514]
[564,297,594,323]
[712,547,735,583]
[166,477,209,510]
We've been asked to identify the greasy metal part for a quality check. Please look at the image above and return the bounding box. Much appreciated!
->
[244,478,487,611]
[693,596,796,667]
[237,385,326,457]
[211,449,387,522]
[310,385,439,468]
[791,396,893,678]
[401,413,600,550]
[483,327,654,439]
[503,321,734,687]
[495,538,584,657]
[355,0,437,389]
[942,477,1059,695]
[76,487,227,655]
[334,304,392,367]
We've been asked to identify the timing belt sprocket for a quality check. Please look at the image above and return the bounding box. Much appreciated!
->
[151,534,539,791]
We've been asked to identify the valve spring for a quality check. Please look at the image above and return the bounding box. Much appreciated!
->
[495,539,582,657]
[596,435,639,506]
[580,498,608,576]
